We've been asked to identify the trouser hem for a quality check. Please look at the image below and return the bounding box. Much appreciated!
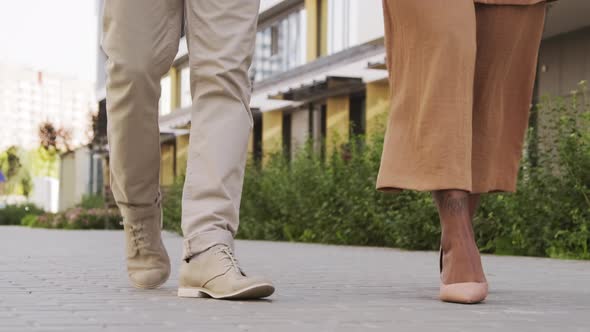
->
[183,230,235,260]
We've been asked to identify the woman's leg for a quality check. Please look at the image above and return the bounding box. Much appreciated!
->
[469,194,481,221]
[433,190,486,285]
[471,3,547,193]
[435,2,546,298]
[377,0,477,192]
[378,0,485,301]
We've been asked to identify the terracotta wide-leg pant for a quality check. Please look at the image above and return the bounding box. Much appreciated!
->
[376,1,547,193]
[102,0,260,259]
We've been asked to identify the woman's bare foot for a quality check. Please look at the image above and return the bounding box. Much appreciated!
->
[432,190,486,285]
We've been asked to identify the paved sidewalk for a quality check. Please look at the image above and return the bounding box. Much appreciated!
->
[0,227,589,332]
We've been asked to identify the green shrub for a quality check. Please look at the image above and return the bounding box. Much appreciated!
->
[476,83,590,259]
[162,176,184,234]
[163,84,590,259]
[236,134,442,250]
[0,204,44,225]
[0,146,33,196]
[79,194,105,209]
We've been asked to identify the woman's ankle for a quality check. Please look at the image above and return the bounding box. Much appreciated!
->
[440,235,486,284]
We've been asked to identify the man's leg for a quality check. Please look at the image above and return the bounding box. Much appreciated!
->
[176,0,274,299]
[102,0,183,289]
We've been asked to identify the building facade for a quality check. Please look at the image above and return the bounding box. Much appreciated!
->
[94,0,590,189]
[0,64,95,152]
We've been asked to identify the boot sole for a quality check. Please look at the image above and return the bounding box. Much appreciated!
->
[177,283,275,300]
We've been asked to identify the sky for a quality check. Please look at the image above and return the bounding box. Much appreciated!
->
[0,0,280,84]
[0,0,98,83]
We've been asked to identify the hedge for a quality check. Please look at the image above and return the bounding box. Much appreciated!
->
[22,207,122,230]
[18,195,121,230]
[10,85,587,260]
[0,204,44,225]
[165,84,590,259]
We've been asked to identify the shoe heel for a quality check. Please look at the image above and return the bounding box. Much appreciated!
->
[177,288,209,298]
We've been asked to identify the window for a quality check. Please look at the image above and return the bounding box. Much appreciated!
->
[159,75,171,116]
[252,7,307,81]
[349,93,366,136]
[328,0,356,54]
[271,25,280,56]
[327,0,384,54]
[282,112,292,160]
[252,111,263,163]
[179,66,191,108]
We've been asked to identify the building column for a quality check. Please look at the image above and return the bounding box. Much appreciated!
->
[169,67,180,111]
[262,110,283,164]
[247,129,254,155]
[305,0,328,61]
[160,142,176,186]
[326,96,350,156]
[365,80,390,139]
[290,109,310,159]
[175,134,190,177]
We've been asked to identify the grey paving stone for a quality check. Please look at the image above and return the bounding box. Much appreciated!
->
[0,226,589,331]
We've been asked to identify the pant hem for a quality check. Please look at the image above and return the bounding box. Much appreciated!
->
[183,230,235,260]
[116,192,162,222]
[377,182,517,194]
[376,179,472,194]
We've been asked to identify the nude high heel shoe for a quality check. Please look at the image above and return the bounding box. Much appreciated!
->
[439,248,488,304]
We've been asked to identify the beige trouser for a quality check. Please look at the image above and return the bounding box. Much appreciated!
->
[102,0,260,259]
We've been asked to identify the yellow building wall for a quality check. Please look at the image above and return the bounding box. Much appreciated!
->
[305,0,318,61]
[326,96,350,155]
[169,67,180,110]
[160,143,175,186]
[175,134,189,177]
[247,128,254,155]
[320,0,328,57]
[262,111,283,163]
[305,0,328,61]
[365,80,391,139]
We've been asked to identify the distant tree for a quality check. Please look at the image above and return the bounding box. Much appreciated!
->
[0,146,22,179]
[35,122,60,177]
[57,127,73,152]
[39,121,73,152]
[39,122,58,150]
[89,105,108,151]
[0,146,32,196]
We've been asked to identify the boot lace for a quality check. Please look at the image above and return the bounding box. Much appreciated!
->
[215,246,244,274]
[121,222,151,251]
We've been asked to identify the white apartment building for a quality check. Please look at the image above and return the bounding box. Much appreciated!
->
[0,64,95,152]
